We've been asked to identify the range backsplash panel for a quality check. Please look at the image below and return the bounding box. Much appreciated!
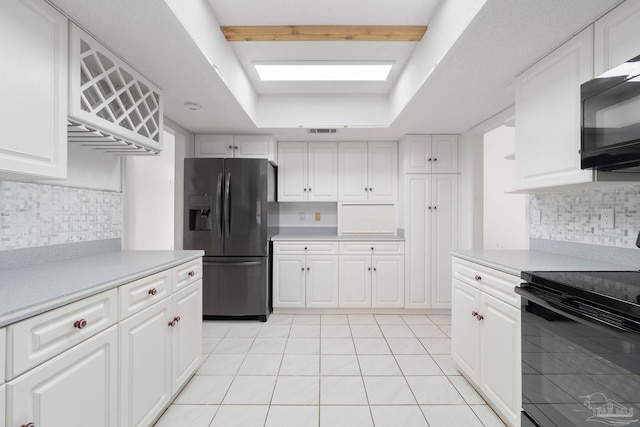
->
[0,180,122,250]
[530,184,640,248]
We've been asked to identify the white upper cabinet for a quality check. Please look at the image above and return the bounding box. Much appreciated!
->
[594,0,640,75]
[515,27,593,190]
[277,142,338,202]
[400,135,459,174]
[68,24,163,155]
[339,141,398,202]
[0,0,68,179]
[195,135,276,161]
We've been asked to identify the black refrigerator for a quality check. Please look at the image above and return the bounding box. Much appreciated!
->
[184,158,278,322]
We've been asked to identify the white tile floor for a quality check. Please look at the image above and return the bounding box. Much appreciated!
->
[154,313,506,427]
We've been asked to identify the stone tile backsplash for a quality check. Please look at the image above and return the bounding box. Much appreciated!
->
[0,180,122,250]
[530,184,640,248]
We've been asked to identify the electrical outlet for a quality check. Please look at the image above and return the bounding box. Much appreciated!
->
[299,211,305,221]
[315,212,321,222]
[602,208,614,229]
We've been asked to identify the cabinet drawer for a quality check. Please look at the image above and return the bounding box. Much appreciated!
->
[273,241,338,254]
[119,269,172,320]
[173,258,202,292]
[6,288,118,380]
[339,241,404,255]
[452,257,520,308]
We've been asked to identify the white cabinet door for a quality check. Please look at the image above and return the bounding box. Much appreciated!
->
[273,255,306,307]
[451,279,481,383]
[7,327,118,427]
[195,135,234,158]
[430,175,458,309]
[431,135,459,173]
[400,135,432,173]
[171,280,203,394]
[404,175,430,308]
[480,293,521,427]
[0,0,67,179]
[368,142,398,202]
[338,142,368,201]
[305,255,339,307]
[339,255,372,307]
[0,384,4,427]
[594,0,640,75]
[119,298,172,427]
[515,27,593,190]
[372,255,404,308]
[234,135,276,161]
[307,142,338,201]
[278,142,309,202]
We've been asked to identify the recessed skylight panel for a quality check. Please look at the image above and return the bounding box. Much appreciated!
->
[254,62,393,81]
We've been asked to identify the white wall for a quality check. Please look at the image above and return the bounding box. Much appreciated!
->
[483,126,528,249]
[458,132,483,249]
[279,202,337,228]
[123,130,176,250]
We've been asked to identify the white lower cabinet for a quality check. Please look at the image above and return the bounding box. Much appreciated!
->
[451,258,521,427]
[7,326,118,427]
[171,281,203,393]
[119,297,173,427]
[338,244,404,308]
[273,251,339,308]
[2,257,203,427]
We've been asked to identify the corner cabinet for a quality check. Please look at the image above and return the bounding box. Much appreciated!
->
[338,142,398,202]
[3,257,202,427]
[451,257,521,427]
[277,142,338,202]
[0,0,68,179]
[514,27,593,190]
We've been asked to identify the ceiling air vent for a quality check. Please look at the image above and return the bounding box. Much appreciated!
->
[308,128,337,134]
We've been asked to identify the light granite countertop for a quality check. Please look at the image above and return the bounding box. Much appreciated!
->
[272,227,404,241]
[451,249,634,277]
[0,250,203,328]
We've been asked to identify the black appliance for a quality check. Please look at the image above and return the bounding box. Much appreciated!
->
[581,54,640,171]
[516,271,640,426]
[184,158,278,322]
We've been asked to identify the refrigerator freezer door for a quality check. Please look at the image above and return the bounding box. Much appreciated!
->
[202,257,269,319]
[184,158,225,256]
[224,159,268,257]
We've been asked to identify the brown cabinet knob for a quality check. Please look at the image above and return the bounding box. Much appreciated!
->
[474,275,482,281]
[434,158,438,162]
[477,314,484,321]
[148,288,157,296]
[303,188,307,192]
[308,188,312,192]
[73,319,87,329]
[428,158,432,162]
[21,423,35,427]
[174,316,181,323]
[228,145,233,149]
[364,188,368,192]
[369,187,373,191]
[168,320,176,327]
[471,311,478,317]
[368,267,371,271]
[188,271,195,277]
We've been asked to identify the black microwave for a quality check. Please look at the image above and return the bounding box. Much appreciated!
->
[581,54,640,171]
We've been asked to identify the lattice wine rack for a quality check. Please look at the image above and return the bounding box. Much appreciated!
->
[68,24,163,155]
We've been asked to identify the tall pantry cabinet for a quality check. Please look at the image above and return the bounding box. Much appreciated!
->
[400,135,459,309]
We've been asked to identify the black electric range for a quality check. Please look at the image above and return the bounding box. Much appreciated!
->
[516,270,640,427]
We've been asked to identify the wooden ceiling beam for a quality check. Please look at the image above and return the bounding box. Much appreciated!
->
[220,25,427,42]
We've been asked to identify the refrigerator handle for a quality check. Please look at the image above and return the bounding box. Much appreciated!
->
[225,172,231,236]
[216,172,223,237]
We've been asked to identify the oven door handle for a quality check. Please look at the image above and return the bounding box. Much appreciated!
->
[515,285,639,336]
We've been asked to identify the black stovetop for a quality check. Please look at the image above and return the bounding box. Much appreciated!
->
[521,270,640,318]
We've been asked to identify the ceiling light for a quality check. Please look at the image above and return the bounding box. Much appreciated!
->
[184,102,201,111]
[254,62,394,82]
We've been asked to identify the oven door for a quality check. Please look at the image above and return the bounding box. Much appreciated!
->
[515,285,640,427]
